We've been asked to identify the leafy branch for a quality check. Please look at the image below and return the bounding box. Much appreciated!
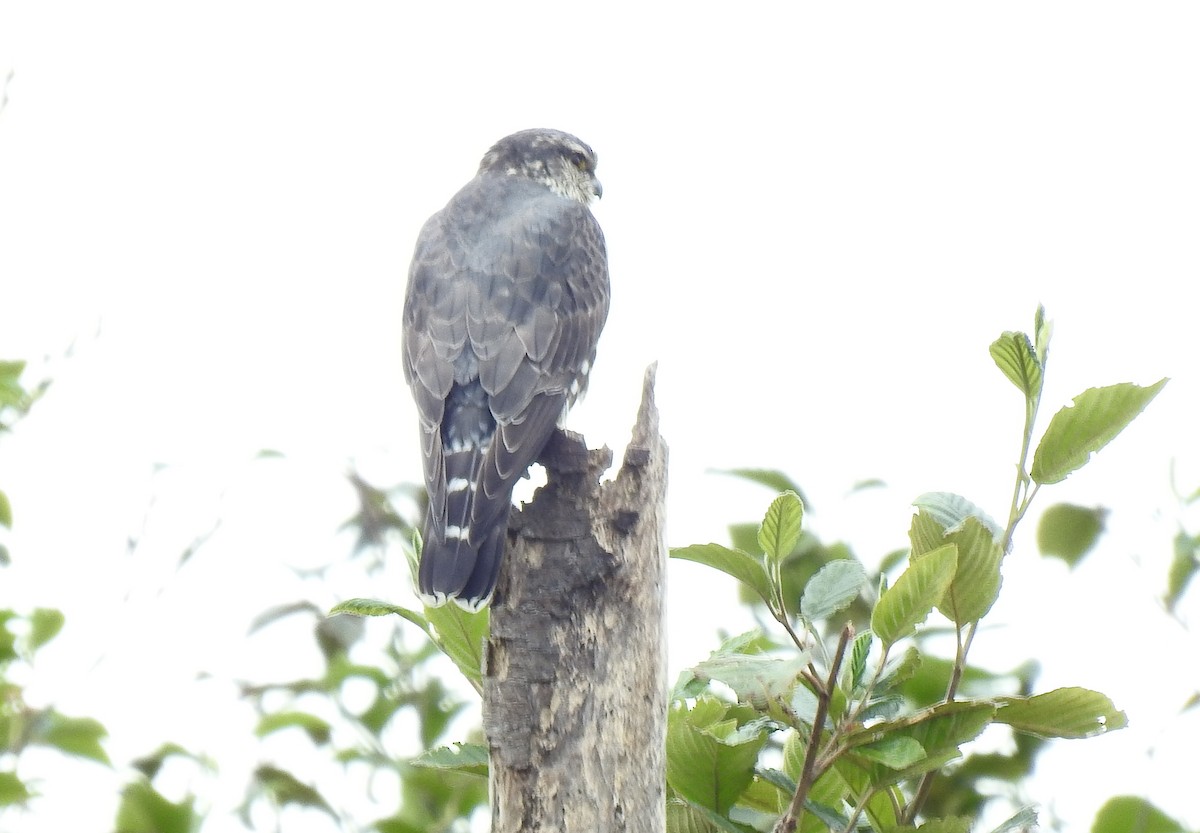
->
[669,306,1162,832]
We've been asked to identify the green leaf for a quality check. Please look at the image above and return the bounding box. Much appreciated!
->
[989,330,1042,401]
[871,544,957,648]
[35,712,110,764]
[26,608,64,653]
[875,646,920,693]
[850,701,995,787]
[0,770,32,807]
[115,779,199,833]
[1033,304,1052,367]
[671,796,759,833]
[671,544,774,607]
[912,492,1003,541]
[909,511,1005,625]
[253,765,335,815]
[424,602,489,691]
[0,360,28,409]
[1165,531,1199,613]
[937,516,1005,625]
[255,711,332,745]
[0,490,10,529]
[1031,379,1168,485]
[666,797,745,833]
[800,559,866,622]
[850,630,873,690]
[0,611,17,662]
[995,686,1127,739]
[757,492,804,565]
[853,736,925,769]
[691,653,810,710]
[1037,503,1107,566]
[673,630,773,699]
[827,758,901,832]
[411,742,489,777]
[1091,796,1187,833]
[666,698,767,815]
[330,597,426,627]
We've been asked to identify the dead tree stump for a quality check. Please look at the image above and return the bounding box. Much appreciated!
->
[483,365,667,833]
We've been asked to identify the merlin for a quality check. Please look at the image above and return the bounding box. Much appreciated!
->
[402,129,610,610]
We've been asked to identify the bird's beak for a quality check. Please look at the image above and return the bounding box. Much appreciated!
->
[592,177,603,200]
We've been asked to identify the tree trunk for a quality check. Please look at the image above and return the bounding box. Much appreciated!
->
[483,365,667,833]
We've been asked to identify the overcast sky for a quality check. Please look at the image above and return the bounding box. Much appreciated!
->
[1,3,1199,831]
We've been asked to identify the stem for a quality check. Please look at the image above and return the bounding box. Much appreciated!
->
[773,625,853,833]
[905,375,1044,824]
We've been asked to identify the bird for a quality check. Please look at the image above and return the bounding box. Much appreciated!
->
[402,129,610,610]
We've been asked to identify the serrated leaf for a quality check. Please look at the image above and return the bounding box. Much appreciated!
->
[850,630,873,690]
[1091,796,1186,833]
[691,653,810,710]
[853,736,925,769]
[909,512,1004,625]
[990,330,1042,400]
[912,492,1003,541]
[995,686,1127,738]
[671,544,774,607]
[330,597,423,623]
[937,516,1005,625]
[424,602,489,691]
[411,742,488,777]
[1037,503,1107,566]
[850,701,995,787]
[673,630,773,700]
[758,492,804,565]
[1031,379,1168,485]
[667,699,767,815]
[800,559,866,621]
[256,711,332,745]
[871,544,957,648]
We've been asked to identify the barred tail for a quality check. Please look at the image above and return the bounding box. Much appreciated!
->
[418,444,511,610]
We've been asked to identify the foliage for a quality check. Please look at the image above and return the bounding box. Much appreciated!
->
[663,307,1167,832]
[4,301,1196,833]
[0,361,114,819]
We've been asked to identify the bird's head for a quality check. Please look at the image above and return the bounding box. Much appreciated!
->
[478,128,602,204]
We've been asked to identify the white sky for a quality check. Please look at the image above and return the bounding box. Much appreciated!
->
[1,2,1199,831]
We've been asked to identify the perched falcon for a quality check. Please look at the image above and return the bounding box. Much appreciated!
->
[402,129,610,610]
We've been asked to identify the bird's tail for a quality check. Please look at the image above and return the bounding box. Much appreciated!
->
[418,444,509,610]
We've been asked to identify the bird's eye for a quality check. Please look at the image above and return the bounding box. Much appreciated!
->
[571,153,589,171]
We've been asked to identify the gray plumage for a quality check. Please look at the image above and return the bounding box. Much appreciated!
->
[402,129,610,609]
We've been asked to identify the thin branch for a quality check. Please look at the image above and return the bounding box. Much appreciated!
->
[773,624,853,833]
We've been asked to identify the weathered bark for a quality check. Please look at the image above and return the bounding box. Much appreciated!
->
[483,365,667,833]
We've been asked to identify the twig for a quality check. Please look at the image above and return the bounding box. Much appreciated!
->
[773,624,853,833]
